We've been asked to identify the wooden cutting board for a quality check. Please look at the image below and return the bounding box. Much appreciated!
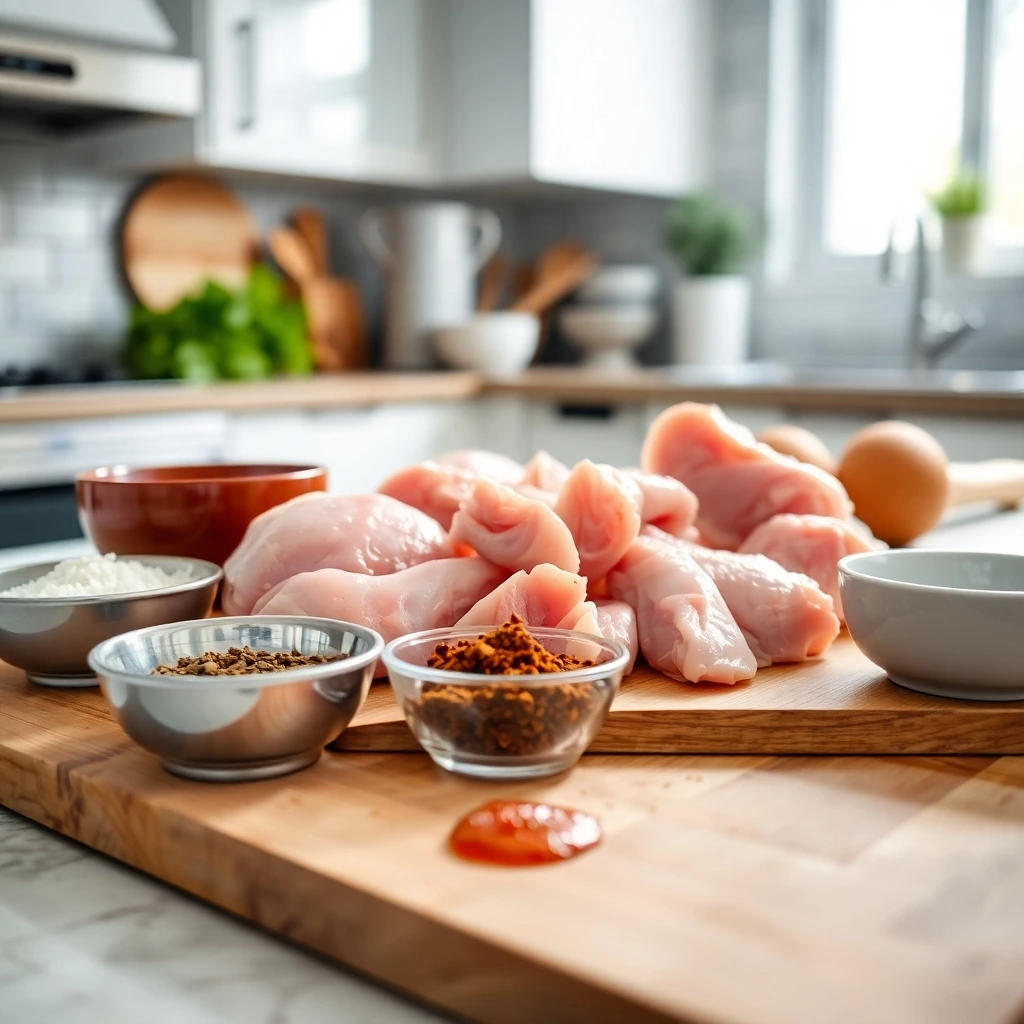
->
[122,174,259,311]
[335,635,1024,755]
[0,662,1023,1024]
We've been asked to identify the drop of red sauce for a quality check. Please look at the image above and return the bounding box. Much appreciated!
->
[449,800,602,866]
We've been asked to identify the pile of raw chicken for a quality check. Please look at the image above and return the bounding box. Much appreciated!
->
[224,403,876,685]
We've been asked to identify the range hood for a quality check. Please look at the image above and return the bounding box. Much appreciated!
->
[0,0,199,131]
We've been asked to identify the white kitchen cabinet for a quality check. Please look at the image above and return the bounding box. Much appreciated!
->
[445,0,711,196]
[525,402,647,468]
[203,0,438,183]
[226,401,484,494]
[97,0,710,196]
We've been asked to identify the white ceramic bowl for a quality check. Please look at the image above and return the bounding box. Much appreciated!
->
[576,265,660,304]
[432,312,539,376]
[839,549,1024,701]
[558,304,658,370]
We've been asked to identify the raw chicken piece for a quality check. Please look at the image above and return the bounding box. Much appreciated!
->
[641,403,852,549]
[433,450,524,484]
[739,513,878,621]
[642,527,839,666]
[449,479,580,573]
[557,600,601,635]
[608,533,757,685]
[457,563,592,630]
[594,600,639,675]
[512,483,558,506]
[624,469,699,537]
[255,557,507,668]
[378,461,477,530]
[522,451,571,492]
[223,492,453,615]
[554,461,642,582]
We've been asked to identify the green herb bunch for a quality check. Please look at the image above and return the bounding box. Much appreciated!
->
[124,264,313,382]
[930,172,986,218]
[665,193,754,276]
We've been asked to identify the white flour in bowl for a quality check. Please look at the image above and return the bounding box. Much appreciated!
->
[0,553,193,598]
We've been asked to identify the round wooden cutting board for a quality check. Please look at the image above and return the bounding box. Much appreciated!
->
[121,175,259,311]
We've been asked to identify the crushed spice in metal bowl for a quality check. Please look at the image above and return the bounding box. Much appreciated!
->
[152,645,346,676]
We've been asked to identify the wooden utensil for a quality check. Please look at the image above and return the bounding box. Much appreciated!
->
[268,227,319,284]
[121,175,259,311]
[292,208,329,276]
[269,226,365,371]
[476,253,507,312]
[838,420,1024,545]
[511,247,599,315]
[2,656,1023,1024]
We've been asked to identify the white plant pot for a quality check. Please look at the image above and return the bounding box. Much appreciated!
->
[941,215,986,276]
[672,275,751,367]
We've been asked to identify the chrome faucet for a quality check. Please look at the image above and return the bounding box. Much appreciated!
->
[881,216,984,370]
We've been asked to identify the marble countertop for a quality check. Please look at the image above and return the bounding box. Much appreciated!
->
[1,510,1022,1023]
[0,808,447,1024]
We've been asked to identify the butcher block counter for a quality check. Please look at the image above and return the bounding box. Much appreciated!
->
[2,509,1024,1024]
[2,365,1024,424]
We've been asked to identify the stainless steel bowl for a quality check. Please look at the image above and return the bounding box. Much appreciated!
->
[0,556,222,687]
[88,616,384,782]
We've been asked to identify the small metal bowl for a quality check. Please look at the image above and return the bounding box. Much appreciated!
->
[383,626,628,780]
[0,556,222,688]
[88,616,384,782]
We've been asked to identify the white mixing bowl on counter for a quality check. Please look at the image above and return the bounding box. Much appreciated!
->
[432,312,539,376]
[839,549,1024,701]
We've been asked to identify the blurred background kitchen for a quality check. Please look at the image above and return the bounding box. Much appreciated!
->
[0,0,1022,548]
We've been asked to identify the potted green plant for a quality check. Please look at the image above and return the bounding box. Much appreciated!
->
[665,193,754,366]
[931,171,987,275]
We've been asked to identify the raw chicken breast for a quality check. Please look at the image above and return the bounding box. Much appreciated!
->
[642,527,839,666]
[223,492,453,615]
[433,450,524,484]
[554,460,642,581]
[557,600,602,635]
[449,479,580,573]
[255,557,507,669]
[739,513,878,621]
[378,461,476,530]
[641,403,851,549]
[522,451,571,492]
[608,534,757,685]
[457,563,592,630]
[624,469,699,537]
[594,600,639,674]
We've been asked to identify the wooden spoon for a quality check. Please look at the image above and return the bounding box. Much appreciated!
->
[268,226,366,371]
[511,250,599,315]
[292,208,329,276]
[268,226,317,284]
[477,253,507,312]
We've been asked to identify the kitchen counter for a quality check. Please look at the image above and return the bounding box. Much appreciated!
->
[1,509,1023,1023]
[2,365,1024,424]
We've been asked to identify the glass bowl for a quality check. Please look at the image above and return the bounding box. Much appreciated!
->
[382,626,628,780]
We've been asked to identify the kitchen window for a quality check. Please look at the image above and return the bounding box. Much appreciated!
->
[780,0,1024,280]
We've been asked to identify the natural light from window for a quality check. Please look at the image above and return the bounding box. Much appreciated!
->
[824,0,966,256]
[989,0,1024,246]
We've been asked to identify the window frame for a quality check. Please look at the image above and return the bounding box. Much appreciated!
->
[781,0,1022,289]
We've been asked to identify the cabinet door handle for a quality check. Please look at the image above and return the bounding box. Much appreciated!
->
[235,18,256,132]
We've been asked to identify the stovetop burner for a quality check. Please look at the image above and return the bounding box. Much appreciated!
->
[0,364,131,388]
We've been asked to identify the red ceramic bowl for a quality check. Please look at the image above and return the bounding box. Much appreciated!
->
[76,464,328,566]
